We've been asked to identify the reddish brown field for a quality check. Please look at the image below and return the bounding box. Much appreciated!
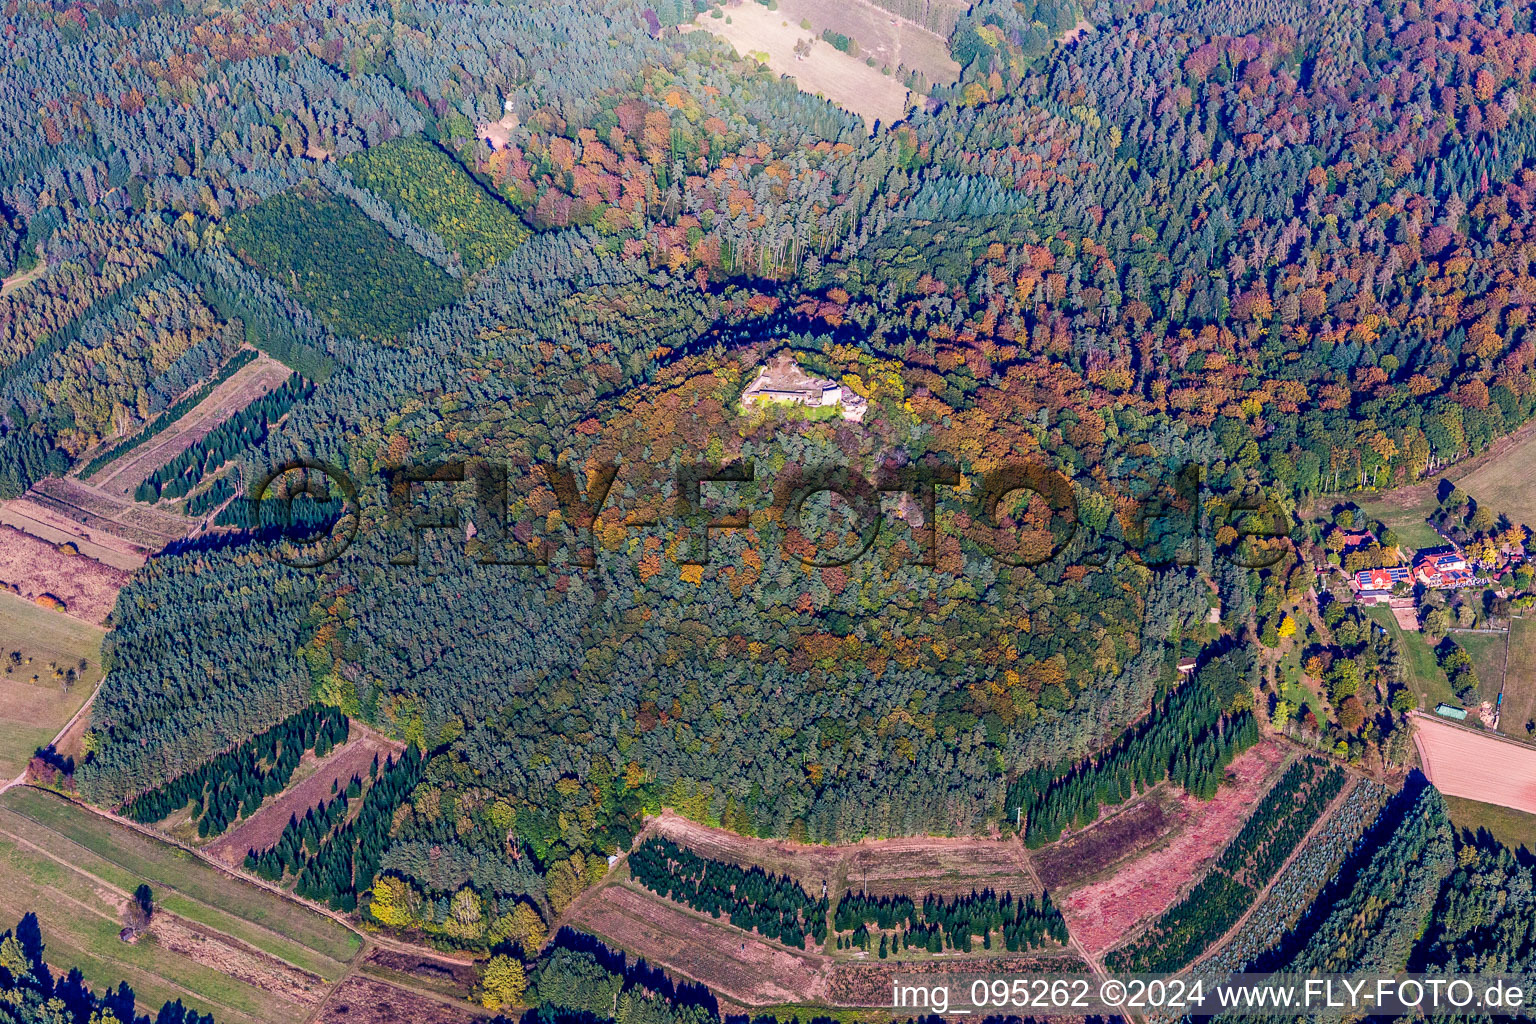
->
[312,976,486,1024]
[205,730,403,866]
[87,353,291,497]
[0,525,129,625]
[650,811,1036,899]
[1414,713,1536,814]
[1055,741,1289,956]
[1032,784,1184,893]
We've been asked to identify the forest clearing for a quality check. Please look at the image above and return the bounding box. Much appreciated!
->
[565,875,1077,1009]
[689,5,914,126]
[566,880,838,1005]
[204,730,405,868]
[772,0,961,85]
[1413,713,1536,814]
[648,810,1040,900]
[84,353,292,498]
[1055,741,1289,957]
[0,591,105,777]
[0,786,361,1023]
[0,524,129,624]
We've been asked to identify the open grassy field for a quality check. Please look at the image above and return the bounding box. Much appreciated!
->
[691,5,913,127]
[1454,421,1536,531]
[1366,606,1455,709]
[0,788,361,1024]
[1456,630,1508,706]
[776,0,961,84]
[0,591,105,776]
[0,788,360,972]
[1503,617,1536,740]
[1357,489,1444,552]
[1442,794,1536,853]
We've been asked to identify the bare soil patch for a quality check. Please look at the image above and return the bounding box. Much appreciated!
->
[1059,19,1093,44]
[649,811,1037,900]
[313,975,487,1024]
[87,353,291,497]
[1391,603,1421,632]
[0,524,129,625]
[1,262,46,297]
[568,882,838,1005]
[650,811,843,888]
[841,835,1035,898]
[1413,712,1536,814]
[206,730,404,866]
[826,949,1083,1007]
[364,948,478,994]
[690,5,914,127]
[1055,741,1289,957]
[148,911,330,1007]
[1032,784,1183,893]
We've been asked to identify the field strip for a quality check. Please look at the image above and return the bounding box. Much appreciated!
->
[0,808,339,984]
[1015,838,1105,980]
[0,861,279,1024]
[0,794,355,975]
[87,353,292,496]
[351,962,487,1015]
[0,501,144,570]
[4,786,478,974]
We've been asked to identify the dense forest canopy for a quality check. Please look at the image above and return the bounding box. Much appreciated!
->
[2,0,1536,966]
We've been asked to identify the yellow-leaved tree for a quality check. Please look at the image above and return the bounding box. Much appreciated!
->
[479,955,528,1010]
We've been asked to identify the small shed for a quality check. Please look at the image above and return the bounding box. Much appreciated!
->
[1176,657,1198,676]
[1434,703,1468,721]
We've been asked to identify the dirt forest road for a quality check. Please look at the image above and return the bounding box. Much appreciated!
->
[0,680,103,798]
